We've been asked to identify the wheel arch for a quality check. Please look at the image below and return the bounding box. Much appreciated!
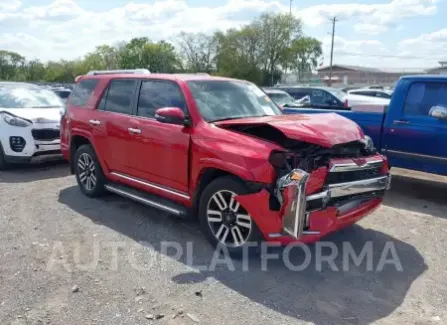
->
[192,167,266,217]
[69,134,108,175]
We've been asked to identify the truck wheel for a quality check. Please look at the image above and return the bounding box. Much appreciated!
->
[198,176,263,257]
[74,144,106,197]
[0,142,8,171]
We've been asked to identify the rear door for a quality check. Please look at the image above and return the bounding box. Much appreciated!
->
[96,78,138,174]
[126,79,191,194]
[383,81,447,174]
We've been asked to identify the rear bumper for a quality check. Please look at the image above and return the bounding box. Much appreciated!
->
[235,168,390,245]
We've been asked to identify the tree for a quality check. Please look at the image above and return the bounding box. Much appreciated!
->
[288,37,322,81]
[0,50,25,80]
[176,32,217,73]
[23,59,46,81]
[214,26,264,83]
[257,13,303,85]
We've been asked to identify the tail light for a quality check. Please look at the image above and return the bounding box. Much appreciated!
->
[344,99,349,108]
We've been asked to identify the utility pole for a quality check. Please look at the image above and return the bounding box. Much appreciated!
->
[290,0,293,14]
[328,16,337,86]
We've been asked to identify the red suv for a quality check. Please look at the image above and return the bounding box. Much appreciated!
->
[61,70,391,255]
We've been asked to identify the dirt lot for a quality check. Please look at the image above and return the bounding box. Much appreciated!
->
[0,162,446,325]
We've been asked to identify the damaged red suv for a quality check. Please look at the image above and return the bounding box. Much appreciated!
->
[61,70,391,255]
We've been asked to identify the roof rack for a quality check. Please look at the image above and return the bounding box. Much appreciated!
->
[87,69,151,76]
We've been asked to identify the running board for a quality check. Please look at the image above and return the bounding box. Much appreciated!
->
[105,183,189,217]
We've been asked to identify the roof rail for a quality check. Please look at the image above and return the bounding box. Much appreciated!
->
[87,69,151,76]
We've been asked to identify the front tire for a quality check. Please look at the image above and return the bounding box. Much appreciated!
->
[198,176,263,256]
[74,144,106,197]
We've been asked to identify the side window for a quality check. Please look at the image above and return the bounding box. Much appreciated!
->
[310,90,327,105]
[404,82,447,117]
[103,79,137,115]
[137,80,186,118]
[70,79,98,107]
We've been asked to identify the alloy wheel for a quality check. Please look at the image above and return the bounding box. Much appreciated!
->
[206,190,252,247]
[77,153,97,191]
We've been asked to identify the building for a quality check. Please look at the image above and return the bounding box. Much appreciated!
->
[425,61,447,75]
[316,64,424,86]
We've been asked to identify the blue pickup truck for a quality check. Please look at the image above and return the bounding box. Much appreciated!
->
[282,75,447,176]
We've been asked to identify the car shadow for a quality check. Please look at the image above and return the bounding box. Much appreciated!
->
[0,160,70,183]
[58,186,427,325]
[383,173,447,219]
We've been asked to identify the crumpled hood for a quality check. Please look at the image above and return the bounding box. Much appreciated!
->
[214,113,364,148]
[0,108,63,123]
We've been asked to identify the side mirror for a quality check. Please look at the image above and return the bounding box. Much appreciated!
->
[155,107,188,126]
[429,106,447,120]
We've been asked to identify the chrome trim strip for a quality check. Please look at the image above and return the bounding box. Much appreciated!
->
[328,175,390,198]
[111,172,190,200]
[307,190,329,201]
[329,159,383,172]
[303,230,320,235]
[105,184,181,215]
[267,230,320,238]
[307,175,390,203]
[277,169,309,240]
[386,149,447,162]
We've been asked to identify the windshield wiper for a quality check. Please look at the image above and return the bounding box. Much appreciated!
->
[210,117,246,123]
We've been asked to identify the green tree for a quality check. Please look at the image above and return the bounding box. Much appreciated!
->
[214,26,264,83]
[0,50,26,80]
[257,13,303,85]
[176,32,216,72]
[288,37,322,81]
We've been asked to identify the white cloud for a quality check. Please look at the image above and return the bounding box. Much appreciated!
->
[0,0,21,12]
[397,28,447,60]
[298,0,437,35]
[0,0,442,68]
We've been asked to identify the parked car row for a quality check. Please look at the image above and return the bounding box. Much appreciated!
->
[271,85,390,112]
[3,71,444,257]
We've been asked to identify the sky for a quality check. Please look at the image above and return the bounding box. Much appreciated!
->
[0,0,445,70]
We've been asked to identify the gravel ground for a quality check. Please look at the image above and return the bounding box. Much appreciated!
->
[0,162,446,325]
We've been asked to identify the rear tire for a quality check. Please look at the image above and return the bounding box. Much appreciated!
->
[74,144,106,197]
[198,176,263,257]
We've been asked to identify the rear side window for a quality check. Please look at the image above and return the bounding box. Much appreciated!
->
[137,80,186,118]
[70,79,98,107]
[102,79,137,115]
[404,82,447,116]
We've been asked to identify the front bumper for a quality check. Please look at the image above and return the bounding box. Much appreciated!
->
[235,156,390,244]
[1,122,61,163]
[278,171,391,240]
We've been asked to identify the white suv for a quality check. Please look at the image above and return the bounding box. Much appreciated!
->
[0,82,65,170]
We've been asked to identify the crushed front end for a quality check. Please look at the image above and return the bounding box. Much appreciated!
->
[235,140,391,244]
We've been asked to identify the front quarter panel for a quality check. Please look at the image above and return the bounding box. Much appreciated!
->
[190,124,283,187]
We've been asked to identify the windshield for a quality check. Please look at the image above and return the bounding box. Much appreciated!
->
[0,84,63,108]
[327,88,346,101]
[187,80,282,122]
[267,92,294,106]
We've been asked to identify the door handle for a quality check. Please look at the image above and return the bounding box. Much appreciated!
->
[128,127,141,135]
[393,120,409,125]
[89,119,101,126]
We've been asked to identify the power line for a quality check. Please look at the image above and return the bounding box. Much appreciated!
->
[328,16,338,86]
[334,51,443,60]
